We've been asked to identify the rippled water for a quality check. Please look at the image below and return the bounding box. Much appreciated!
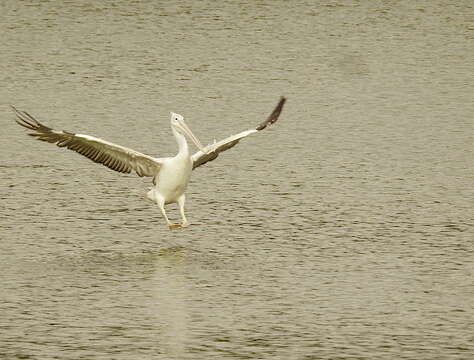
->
[1,1,473,359]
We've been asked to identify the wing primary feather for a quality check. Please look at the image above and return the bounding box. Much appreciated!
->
[93,151,103,162]
[90,149,100,160]
[83,146,94,158]
[104,156,112,167]
[111,158,120,170]
[256,96,286,131]
[11,107,38,129]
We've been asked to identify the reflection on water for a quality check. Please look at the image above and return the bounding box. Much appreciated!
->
[1,0,473,359]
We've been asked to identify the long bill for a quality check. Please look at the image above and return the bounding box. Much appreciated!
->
[178,121,208,153]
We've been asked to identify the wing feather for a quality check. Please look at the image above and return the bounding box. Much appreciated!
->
[192,97,286,170]
[12,106,162,177]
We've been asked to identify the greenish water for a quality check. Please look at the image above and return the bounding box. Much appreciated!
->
[0,1,473,359]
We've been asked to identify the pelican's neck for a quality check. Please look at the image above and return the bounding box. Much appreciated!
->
[173,128,189,157]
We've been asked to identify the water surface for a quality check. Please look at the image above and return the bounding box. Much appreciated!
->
[1,1,473,359]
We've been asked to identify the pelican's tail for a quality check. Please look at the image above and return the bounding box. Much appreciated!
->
[146,188,156,202]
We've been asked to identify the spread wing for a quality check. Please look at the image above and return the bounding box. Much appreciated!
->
[191,96,286,170]
[12,106,162,177]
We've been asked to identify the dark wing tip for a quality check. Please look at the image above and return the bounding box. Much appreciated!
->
[12,106,57,134]
[256,96,286,131]
[12,105,40,130]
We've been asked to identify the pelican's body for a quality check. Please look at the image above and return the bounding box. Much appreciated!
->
[146,124,195,227]
[12,97,286,229]
[149,153,192,205]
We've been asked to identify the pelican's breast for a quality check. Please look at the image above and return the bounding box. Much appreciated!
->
[155,155,192,203]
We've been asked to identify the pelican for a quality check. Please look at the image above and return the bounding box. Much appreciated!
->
[12,97,286,229]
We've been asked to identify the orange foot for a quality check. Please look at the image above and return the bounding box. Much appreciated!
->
[168,223,182,230]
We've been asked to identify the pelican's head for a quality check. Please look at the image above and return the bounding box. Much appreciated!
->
[170,112,206,152]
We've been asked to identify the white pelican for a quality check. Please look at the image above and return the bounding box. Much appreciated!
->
[12,97,286,229]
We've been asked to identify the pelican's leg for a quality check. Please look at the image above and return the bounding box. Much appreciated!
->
[177,194,189,227]
[155,195,173,228]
